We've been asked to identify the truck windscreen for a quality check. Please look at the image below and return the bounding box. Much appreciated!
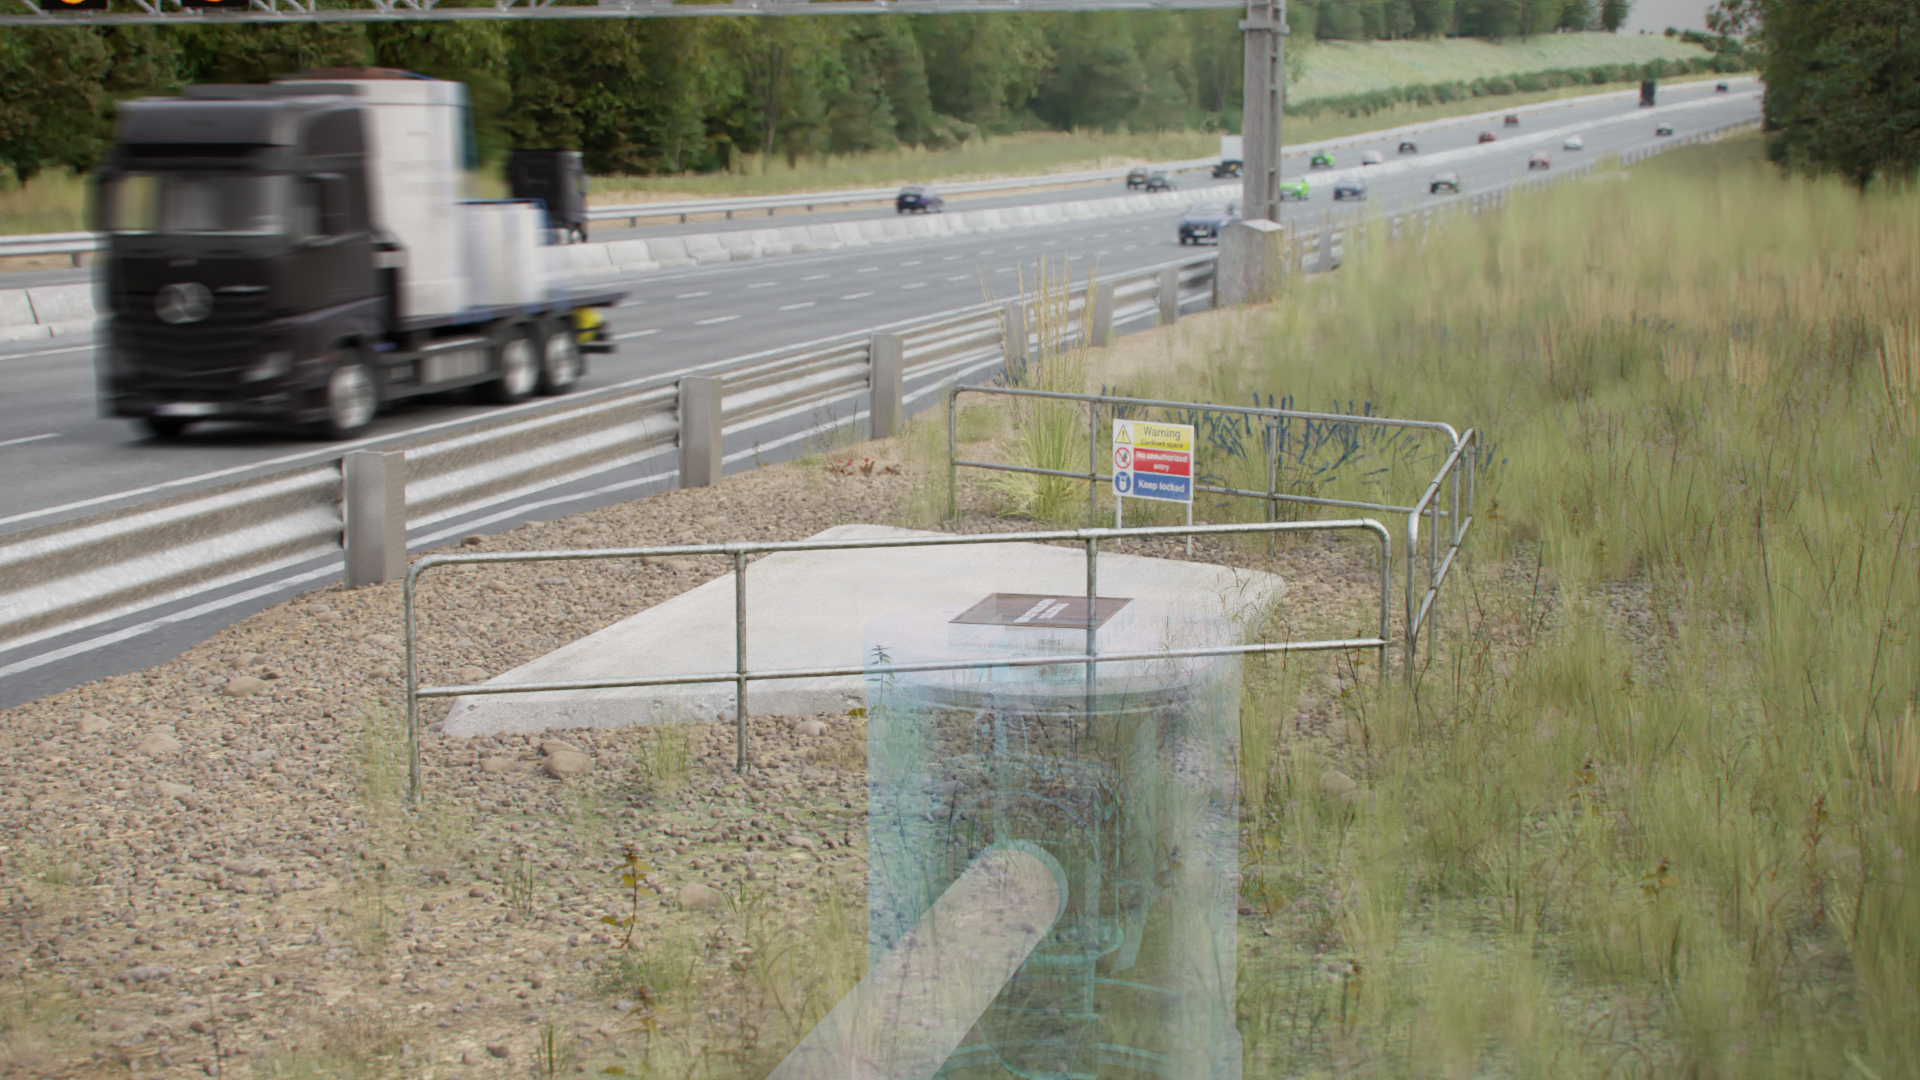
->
[101,172,292,236]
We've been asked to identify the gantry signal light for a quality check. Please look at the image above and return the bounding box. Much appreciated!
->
[46,0,110,10]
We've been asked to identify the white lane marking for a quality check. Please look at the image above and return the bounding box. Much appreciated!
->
[747,282,778,289]
[0,343,94,363]
[695,315,739,325]
[993,267,1014,273]
[945,275,971,282]
[942,255,961,261]
[675,291,712,299]
[779,302,815,311]
[0,433,57,449]
[901,282,927,290]
[841,292,875,300]
[1124,245,1139,251]
[855,266,880,273]
[618,299,646,307]
[900,260,923,267]
[613,329,658,340]
[802,273,831,281]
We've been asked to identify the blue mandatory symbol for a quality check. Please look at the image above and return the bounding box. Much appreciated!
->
[1114,470,1133,494]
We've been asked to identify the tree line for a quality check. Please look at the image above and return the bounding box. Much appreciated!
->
[0,3,1646,184]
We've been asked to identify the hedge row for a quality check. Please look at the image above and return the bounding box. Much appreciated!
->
[1285,54,1751,120]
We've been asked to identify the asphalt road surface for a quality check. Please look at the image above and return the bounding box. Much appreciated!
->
[0,82,1759,708]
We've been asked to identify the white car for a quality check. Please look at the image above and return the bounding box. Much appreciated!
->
[1563,135,1585,151]
[1361,149,1384,165]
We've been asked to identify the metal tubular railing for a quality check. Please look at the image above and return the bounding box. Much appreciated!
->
[1405,429,1477,681]
[402,518,1391,802]
[944,385,1470,678]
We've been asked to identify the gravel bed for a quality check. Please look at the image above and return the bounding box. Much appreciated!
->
[0,445,1383,1079]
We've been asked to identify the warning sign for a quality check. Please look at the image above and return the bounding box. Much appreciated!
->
[1112,419,1193,504]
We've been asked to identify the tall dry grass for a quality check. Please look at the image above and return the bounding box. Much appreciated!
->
[1172,133,1920,1077]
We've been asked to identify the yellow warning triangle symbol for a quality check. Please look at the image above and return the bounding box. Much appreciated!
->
[1116,422,1132,444]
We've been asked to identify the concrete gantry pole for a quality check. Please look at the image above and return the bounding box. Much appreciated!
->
[869,332,905,439]
[1240,0,1286,225]
[1221,0,1287,306]
[678,375,724,488]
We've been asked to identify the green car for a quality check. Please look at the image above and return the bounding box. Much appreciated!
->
[1310,151,1336,169]
[1280,177,1309,201]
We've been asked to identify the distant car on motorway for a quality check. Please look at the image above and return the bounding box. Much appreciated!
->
[1178,201,1240,245]
[1310,151,1336,169]
[1361,149,1384,165]
[1429,171,1462,194]
[1478,131,1497,144]
[1398,139,1418,154]
[1332,176,1368,201]
[1716,81,1730,92]
[896,185,944,214]
[1564,134,1586,150]
[1504,113,1521,127]
[1656,122,1675,136]
[1280,176,1309,201]
[1528,151,1551,170]
[1126,167,1150,190]
[1143,171,1174,192]
[1210,160,1242,178]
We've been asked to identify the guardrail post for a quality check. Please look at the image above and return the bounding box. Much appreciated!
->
[343,450,407,587]
[1002,299,1028,369]
[1317,217,1338,273]
[678,375,723,488]
[869,332,904,439]
[1157,265,1180,326]
[1090,282,1115,347]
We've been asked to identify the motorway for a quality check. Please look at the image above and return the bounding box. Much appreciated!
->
[0,81,1760,707]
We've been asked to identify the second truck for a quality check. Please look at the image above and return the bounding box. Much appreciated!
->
[90,68,621,440]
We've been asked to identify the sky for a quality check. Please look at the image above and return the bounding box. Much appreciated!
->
[1620,0,1720,36]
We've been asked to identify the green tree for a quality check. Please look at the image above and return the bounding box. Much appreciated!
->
[1749,0,1919,188]
[1600,0,1634,32]
[0,30,111,182]
[506,21,717,175]
[911,14,1052,133]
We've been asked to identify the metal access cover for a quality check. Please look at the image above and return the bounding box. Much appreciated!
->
[950,593,1131,630]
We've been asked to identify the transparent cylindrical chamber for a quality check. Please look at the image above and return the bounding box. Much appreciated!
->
[864,601,1242,1080]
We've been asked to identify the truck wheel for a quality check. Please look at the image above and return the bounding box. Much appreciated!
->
[484,334,538,405]
[538,325,583,395]
[141,416,191,439]
[568,225,588,245]
[316,358,377,440]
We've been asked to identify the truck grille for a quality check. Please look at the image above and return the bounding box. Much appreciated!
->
[118,290,273,376]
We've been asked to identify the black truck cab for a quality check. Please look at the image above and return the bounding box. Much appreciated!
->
[509,150,590,244]
[92,96,388,437]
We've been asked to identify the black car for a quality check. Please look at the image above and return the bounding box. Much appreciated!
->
[1398,139,1418,154]
[896,185,944,214]
[1429,171,1461,194]
[1210,160,1242,179]
[1144,171,1174,192]
[1332,176,1368,201]
[1126,167,1150,190]
[1715,81,1730,92]
[1178,201,1240,245]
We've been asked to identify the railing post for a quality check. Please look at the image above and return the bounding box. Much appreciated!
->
[1157,265,1180,326]
[343,449,407,587]
[678,375,724,488]
[1090,281,1116,347]
[869,332,904,439]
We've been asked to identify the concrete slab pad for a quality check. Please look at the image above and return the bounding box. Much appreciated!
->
[441,524,1283,738]
[27,284,94,325]
[0,289,34,329]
